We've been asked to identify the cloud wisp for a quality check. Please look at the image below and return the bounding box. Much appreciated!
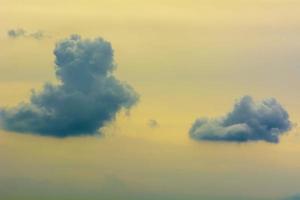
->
[148,119,159,128]
[189,96,292,143]
[7,28,46,40]
[0,35,139,137]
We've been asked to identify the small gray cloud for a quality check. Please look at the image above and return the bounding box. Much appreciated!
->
[28,31,45,40]
[0,34,139,137]
[7,28,46,39]
[7,28,26,38]
[189,96,292,143]
[148,119,159,128]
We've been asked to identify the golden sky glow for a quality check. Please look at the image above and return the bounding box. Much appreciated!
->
[1,1,300,199]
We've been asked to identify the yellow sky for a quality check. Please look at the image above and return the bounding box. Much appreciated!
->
[1,0,300,199]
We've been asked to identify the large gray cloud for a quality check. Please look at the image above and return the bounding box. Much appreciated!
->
[189,96,292,143]
[0,35,138,137]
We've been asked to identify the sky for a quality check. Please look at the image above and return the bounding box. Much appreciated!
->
[1,0,300,199]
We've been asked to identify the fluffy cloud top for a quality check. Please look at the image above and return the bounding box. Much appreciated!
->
[7,28,45,39]
[0,35,138,137]
[189,96,292,143]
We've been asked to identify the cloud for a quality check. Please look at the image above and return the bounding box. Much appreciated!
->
[148,119,159,128]
[0,34,139,137]
[28,31,45,40]
[7,28,46,39]
[7,28,26,38]
[283,195,300,200]
[189,96,292,143]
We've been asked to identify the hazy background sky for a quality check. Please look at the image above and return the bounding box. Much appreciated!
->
[1,0,300,199]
